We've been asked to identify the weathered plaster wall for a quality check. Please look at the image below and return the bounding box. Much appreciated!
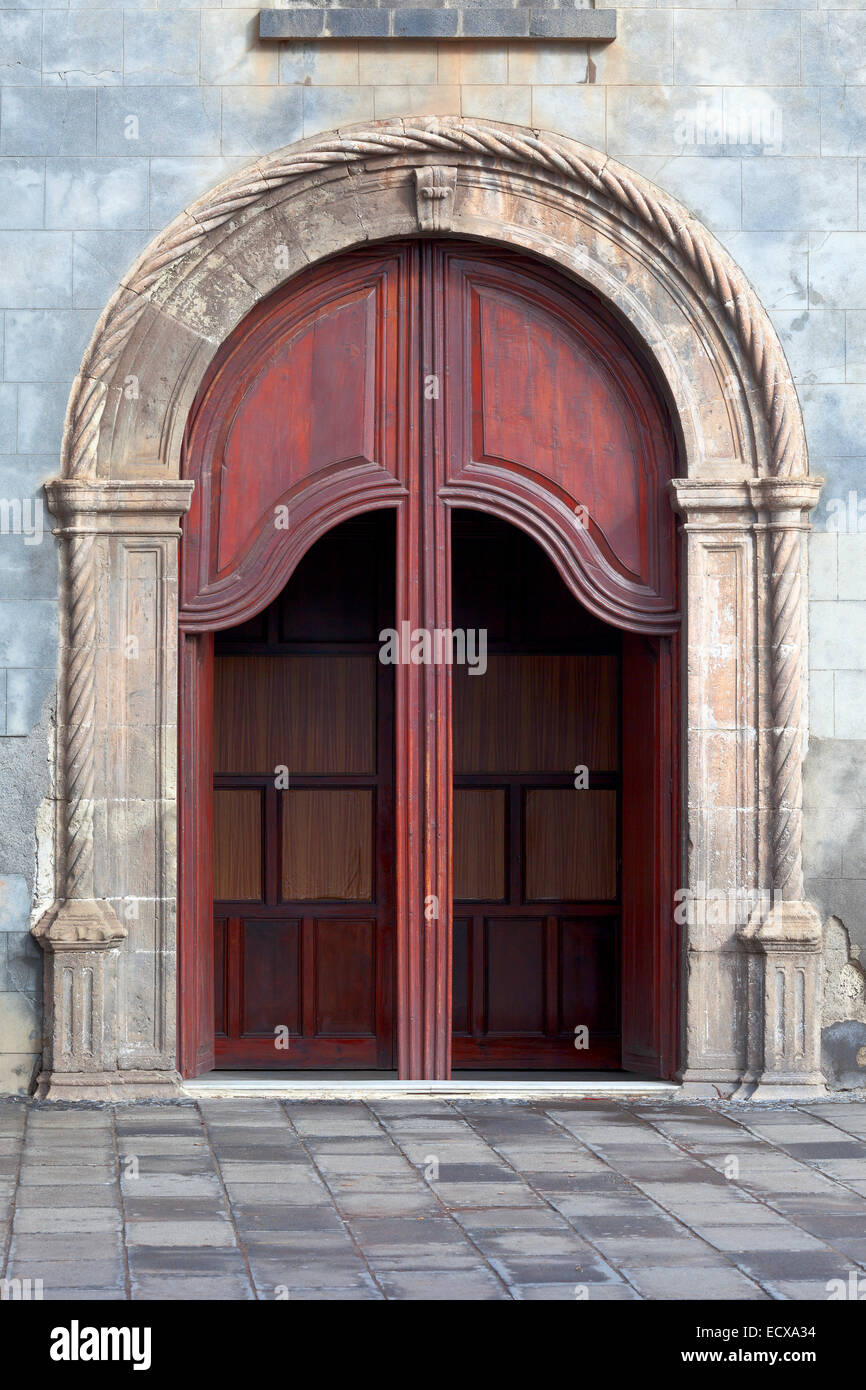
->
[0,1,864,1091]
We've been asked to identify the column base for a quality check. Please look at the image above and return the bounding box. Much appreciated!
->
[33,1068,184,1103]
[676,1069,742,1098]
[737,1075,827,1103]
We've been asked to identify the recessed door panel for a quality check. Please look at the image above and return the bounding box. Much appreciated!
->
[213,790,263,901]
[485,919,546,1035]
[240,919,301,1037]
[525,789,618,901]
[281,790,373,902]
[315,920,376,1035]
[214,655,376,775]
[218,290,379,574]
[454,654,618,773]
[453,790,506,901]
[440,244,677,624]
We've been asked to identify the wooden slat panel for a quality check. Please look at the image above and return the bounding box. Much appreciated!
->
[453,788,506,900]
[525,789,617,901]
[213,789,262,901]
[315,920,375,1035]
[453,654,618,773]
[281,789,373,901]
[214,654,376,775]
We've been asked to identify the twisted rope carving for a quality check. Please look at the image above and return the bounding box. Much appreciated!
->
[769,527,806,901]
[63,117,805,480]
[63,533,97,900]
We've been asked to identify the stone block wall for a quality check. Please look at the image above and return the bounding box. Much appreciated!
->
[0,1,864,1091]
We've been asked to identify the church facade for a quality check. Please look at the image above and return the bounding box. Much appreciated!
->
[0,1,864,1099]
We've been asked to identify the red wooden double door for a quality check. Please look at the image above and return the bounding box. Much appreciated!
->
[179,239,680,1079]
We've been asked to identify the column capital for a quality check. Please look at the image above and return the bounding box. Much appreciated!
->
[669,477,753,518]
[748,477,824,518]
[44,477,195,535]
[669,475,824,524]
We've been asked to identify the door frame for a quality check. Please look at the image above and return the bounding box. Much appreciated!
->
[37,118,825,1101]
[177,239,680,1081]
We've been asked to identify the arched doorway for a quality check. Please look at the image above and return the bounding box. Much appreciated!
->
[38,118,824,1101]
[178,239,680,1080]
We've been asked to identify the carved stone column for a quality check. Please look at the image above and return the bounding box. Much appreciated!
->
[671,476,824,1098]
[738,478,825,1098]
[670,481,759,1093]
[34,478,194,1100]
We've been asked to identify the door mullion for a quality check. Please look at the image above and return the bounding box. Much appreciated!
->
[395,241,453,1080]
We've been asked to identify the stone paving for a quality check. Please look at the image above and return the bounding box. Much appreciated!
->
[2,1097,866,1301]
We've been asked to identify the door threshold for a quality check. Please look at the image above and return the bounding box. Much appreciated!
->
[183,1070,680,1099]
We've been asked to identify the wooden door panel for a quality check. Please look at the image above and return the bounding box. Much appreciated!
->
[475,287,644,578]
[438,243,678,633]
[559,918,620,1035]
[281,790,373,902]
[212,512,395,1069]
[453,789,506,901]
[240,918,301,1037]
[452,912,620,1068]
[524,789,618,901]
[451,514,623,1070]
[314,919,376,1035]
[213,789,263,901]
[217,290,379,574]
[180,248,410,628]
[214,654,376,775]
[485,919,546,1035]
[453,654,619,773]
[452,917,470,1036]
[214,917,226,1038]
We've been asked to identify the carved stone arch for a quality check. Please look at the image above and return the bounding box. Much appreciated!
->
[36,117,823,1099]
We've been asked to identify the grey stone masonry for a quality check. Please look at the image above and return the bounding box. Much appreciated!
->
[260,6,616,42]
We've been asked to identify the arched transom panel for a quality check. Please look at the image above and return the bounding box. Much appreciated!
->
[181,240,678,633]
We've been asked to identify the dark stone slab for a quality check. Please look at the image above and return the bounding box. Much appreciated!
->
[530,9,616,38]
[328,8,391,35]
[126,1246,248,1275]
[260,9,325,38]
[259,7,616,43]
[394,8,459,35]
[460,9,530,37]
[732,1250,859,1280]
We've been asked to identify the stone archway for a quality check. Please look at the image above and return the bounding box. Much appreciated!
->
[35,117,823,1100]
